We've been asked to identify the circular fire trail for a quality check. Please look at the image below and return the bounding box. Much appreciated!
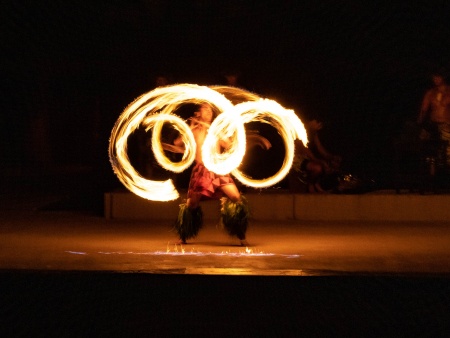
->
[109,84,308,201]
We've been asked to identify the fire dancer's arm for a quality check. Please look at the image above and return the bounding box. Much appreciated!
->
[162,130,186,153]
[161,142,185,153]
[246,130,271,150]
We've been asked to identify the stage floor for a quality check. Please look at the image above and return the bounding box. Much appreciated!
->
[1,209,450,276]
[1,208,450,336]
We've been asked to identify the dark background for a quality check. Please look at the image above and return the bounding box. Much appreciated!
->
[2,4,450,334]
[2,0,450,191]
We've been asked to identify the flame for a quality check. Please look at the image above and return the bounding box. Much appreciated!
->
[146,113,196,174]
[109,84,233,201]
[202,108,247,175]
[109,84,308,201]
[231,99,308,188]
[94,248,300,258]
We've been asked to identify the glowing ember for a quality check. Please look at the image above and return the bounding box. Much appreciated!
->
[109,84,308,201]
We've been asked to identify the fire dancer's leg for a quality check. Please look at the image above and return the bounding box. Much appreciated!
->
[175,193,203,244]
[220,184,250,246]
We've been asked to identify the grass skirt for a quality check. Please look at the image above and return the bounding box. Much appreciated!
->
[220,196,249,240]
[175,203,203,242]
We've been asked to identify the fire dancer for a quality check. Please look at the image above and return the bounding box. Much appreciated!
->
[168,103,251,246]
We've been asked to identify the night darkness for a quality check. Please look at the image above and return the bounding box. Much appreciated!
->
[2,1,450,190]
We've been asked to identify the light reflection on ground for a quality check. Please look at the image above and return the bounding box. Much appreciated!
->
[65,246,301,258]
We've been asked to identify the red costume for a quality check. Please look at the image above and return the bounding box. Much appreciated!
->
[187,162,235,200]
